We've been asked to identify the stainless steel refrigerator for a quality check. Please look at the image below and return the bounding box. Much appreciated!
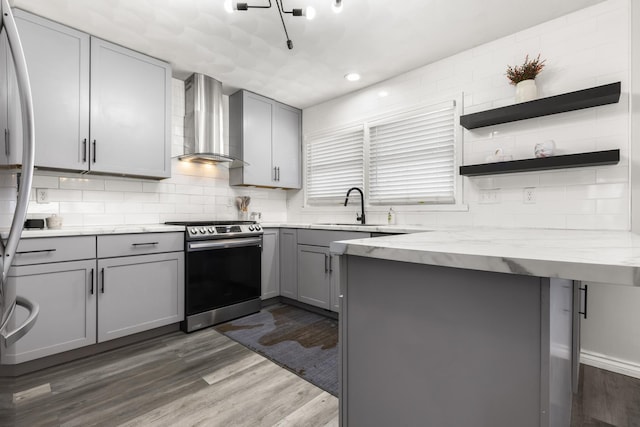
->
[0,0,38,348]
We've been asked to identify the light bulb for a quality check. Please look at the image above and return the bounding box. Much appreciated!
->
[332,0,343,13]
[224,0,234,14]
[305,6,316,20]
[345,72,360,82]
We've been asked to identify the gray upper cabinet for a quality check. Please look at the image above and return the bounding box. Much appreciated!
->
[90,38,171,178]
[0,30,21,166]
[7,9,171,179]
[229,90,301,189]
[13,10,89,170]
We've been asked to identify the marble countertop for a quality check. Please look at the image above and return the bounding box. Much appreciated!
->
[329,228,640,287]
[10,224,185,238]
[260,222,427,233]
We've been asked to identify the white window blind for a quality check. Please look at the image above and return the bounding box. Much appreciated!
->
[306,127,364,204]
[368,103,456,204]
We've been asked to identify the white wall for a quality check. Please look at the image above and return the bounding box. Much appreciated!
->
[292,0,640,376]
[291,0,630,230]
[21,79,288,226]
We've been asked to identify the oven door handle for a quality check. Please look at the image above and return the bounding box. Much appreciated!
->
[188,237,262,251]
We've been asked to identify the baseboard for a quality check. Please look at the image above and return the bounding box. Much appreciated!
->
[580,350,640,380]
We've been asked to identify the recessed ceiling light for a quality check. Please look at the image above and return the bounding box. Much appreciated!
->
[378,90,389,97]
[345,72,361,82]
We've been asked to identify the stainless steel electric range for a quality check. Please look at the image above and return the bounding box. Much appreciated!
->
[166,220,263,333]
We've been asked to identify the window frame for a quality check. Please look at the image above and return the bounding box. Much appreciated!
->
[303,95,465,211]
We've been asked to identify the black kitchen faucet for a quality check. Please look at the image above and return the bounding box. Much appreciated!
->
[344,187,366,225]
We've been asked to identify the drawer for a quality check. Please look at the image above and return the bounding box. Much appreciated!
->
[97,232,183,258]
[13,236,96,265]
[296,229,369,247]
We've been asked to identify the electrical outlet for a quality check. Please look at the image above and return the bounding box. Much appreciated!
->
[479,189,500,204]
[36,188,49,204]
[523,187,536,204]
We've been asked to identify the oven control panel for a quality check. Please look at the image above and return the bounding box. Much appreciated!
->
[187,224,262,239]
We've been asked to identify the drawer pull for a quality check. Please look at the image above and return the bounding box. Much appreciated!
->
[16,249,57,254]
[131,242,159,247]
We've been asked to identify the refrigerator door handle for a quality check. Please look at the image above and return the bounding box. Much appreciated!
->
[0,0,37,339]
[0,295,39,347]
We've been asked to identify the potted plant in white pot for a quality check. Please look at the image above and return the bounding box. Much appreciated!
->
[506,54,546,102]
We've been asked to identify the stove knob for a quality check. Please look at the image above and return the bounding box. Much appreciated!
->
[208,227,215,233]
[248,225,254,231]
[255,225,261,231]
[190,228,198,234]
[199,228,206,234]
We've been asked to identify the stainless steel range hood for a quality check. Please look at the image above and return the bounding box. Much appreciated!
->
[179,73,241,164]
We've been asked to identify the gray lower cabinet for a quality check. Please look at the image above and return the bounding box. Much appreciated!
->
[296,229,368,312]
[279,229,298,299]
[261,228,280,300]
[0,232,185,365]
[297,244,331,310]
[97,252,184,342]
[1,260,96,364]
[2,236,97,365]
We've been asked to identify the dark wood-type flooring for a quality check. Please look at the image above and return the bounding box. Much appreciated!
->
[572,364,640,426]
[0,303,639,426]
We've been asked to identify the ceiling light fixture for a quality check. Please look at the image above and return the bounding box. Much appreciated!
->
[226,0,331,49]
[345,72,360,82]
[332,0,343,14]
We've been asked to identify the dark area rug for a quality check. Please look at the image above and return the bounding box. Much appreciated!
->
[214,304,338,396]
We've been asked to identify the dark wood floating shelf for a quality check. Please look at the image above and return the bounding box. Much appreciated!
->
[460,82,621,130]
[459,149,620,177]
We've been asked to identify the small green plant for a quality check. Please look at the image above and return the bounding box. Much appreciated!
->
[506,54,546,85]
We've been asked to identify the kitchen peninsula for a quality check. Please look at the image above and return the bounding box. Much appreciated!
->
[331,228,640,427]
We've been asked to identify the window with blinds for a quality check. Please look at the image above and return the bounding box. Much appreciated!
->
[306,127,364,204]
[368,103,456,204]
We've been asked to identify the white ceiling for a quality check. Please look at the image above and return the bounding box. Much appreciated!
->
[11,0,604,109]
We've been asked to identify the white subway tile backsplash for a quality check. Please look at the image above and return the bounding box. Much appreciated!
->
[31,175,59,189]
[83,191,124,202]
[104,179,144,193]
[59,177,105,191]
[59,202,104,214]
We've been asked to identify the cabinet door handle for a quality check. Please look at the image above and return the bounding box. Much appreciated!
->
[82,138,87,162]
[324,254,328,273]
[90,268,94,295]
[273,166,277,181]
[579,284,588,319]
[329,255,333,273]
[101,268,105,293]
[92,140,97,163]
[4,128,9,156]
[277,167,280,181]
[131,242,159,247]
[16,249,56,254]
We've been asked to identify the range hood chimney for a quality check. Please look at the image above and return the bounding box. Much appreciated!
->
[179,73,240,164]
